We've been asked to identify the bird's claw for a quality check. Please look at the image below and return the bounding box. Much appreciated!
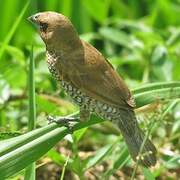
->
[47,115,80,134]
[47,115,56,124]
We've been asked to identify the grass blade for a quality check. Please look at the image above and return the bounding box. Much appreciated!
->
[27,46,36,131]
[142,168,155,180]
[0,0,30,60]
[24,46,36,180]
[132,81,180,94]
[133,82,180,108]
[84,143,116,170]
[60,155,70,180]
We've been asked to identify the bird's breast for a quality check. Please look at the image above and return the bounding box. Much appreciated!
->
[46,51,62,81]
[46,50,121,122]
[60,79,120,121]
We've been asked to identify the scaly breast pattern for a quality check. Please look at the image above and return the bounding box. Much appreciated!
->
[46,50,122,122]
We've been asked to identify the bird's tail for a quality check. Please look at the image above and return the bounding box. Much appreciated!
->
[117,109,157,167]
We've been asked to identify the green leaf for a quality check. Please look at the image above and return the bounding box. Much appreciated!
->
[0,44,25,65]
[0,0,30,59]
[60,0,72,17]
[0,124,68,179]
[151,45,167,65]
[143,168,155,180]
[104,146,130,178]
[110,0,128,18]
[80,32,100,42]
[82,0,111,24]
[0,132,21,140]
[99,27,133,49]
[0,0,20,40]
[73,128,87,142]
[84,143,116,170]
[113,146,130,170]
[165,155,180,169]
[47,149,72,166]
[71,154,84,175]
[134,84,180,108]
[0,78,10,105]
[24,164,35,180]
[44,0,58,11]
[132,81,180,94]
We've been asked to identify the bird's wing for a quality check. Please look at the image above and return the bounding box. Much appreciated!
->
[68,41,135,109]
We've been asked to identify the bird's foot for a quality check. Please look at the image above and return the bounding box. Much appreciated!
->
[47,115,80,133]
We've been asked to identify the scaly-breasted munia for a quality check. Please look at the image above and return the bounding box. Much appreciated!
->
[28,12,157,167]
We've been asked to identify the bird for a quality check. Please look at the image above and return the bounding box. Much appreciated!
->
[28,11,157,167]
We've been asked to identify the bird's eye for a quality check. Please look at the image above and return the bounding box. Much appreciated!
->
[39,22,48,32]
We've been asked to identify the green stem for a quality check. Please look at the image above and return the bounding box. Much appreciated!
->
[24,46,36,180]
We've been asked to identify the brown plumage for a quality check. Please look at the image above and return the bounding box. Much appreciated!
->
[28,12,157,167]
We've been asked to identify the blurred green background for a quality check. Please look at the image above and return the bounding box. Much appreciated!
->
[0,0,180,179]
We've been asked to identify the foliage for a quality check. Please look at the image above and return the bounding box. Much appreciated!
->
[0,0,180,179]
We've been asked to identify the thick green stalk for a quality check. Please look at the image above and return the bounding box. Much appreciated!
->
[24,46,36,180]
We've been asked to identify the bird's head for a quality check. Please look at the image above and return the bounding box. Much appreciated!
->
[28,12,79,49]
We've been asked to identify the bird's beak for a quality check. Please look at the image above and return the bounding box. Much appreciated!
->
[27,14,40,31]
[27,15,36,23]
[27,14,39,24]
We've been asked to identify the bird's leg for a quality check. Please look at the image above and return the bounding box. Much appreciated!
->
[47,115,80,124]
[47,115,80,133]
[80,107,90,121]
[47,107,90,132]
